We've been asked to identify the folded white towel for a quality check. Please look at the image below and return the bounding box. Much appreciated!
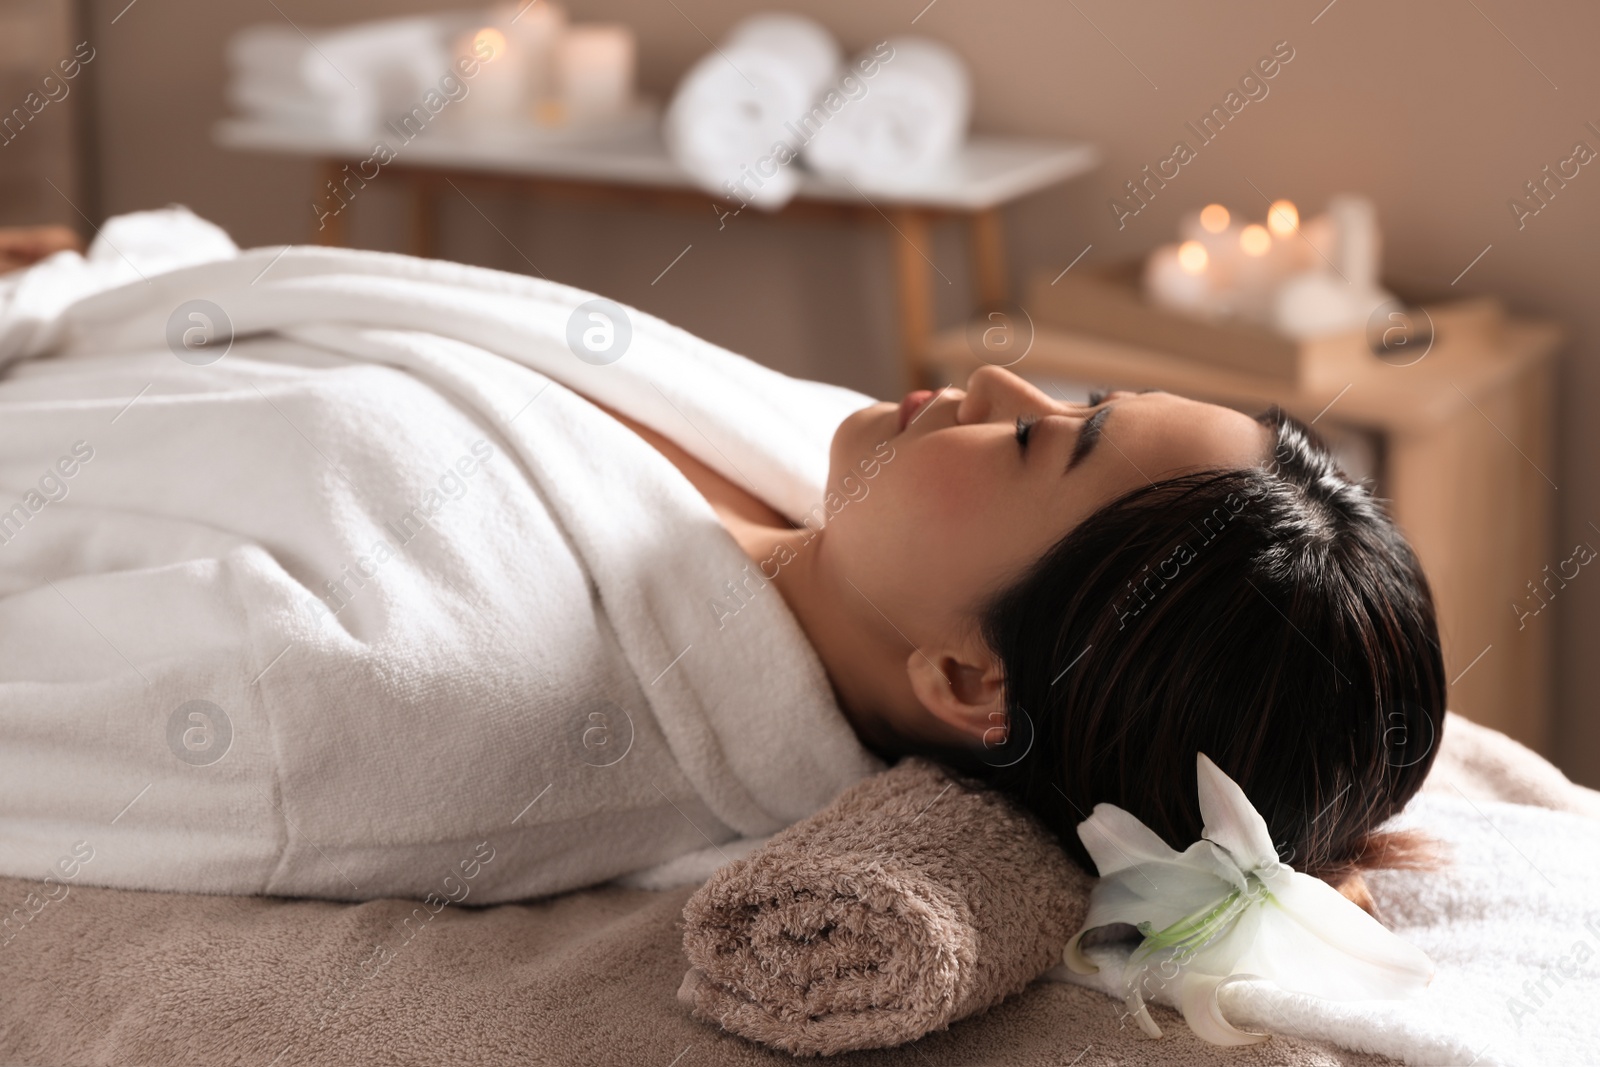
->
[663,13,840,209]
[226,16,469,138]
[803,37,971,191]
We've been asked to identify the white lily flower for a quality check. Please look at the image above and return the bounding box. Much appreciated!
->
[1063,753,1434,1045]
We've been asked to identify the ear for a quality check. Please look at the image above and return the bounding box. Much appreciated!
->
[904,636,1007,746]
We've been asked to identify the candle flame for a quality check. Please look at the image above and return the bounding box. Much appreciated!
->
[1239,224,1271,257]
[1199,204,1230,234]
[1177,241,1209,274]
[474,27,508,60]
[1267,200,1299,236]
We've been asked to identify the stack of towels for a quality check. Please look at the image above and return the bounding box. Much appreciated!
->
[663,13,972,208]
[226,14,476,138]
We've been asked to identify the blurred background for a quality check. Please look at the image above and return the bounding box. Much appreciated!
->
[4,0,1596,784]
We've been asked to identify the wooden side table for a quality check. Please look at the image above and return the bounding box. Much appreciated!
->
[929,290,1563,756]
[214,120,1098,390]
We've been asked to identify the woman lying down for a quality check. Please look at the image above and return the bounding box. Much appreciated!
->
[0,209,1441,916]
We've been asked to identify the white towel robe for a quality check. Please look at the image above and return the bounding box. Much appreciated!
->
[0,209,884,903]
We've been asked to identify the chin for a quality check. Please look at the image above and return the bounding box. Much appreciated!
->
[828,401,898,481]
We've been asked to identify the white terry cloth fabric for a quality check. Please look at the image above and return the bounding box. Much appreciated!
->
[1052,774,1600,1065]
[662,13,840,209]
[0,208,885,904]
[803,37,971,191]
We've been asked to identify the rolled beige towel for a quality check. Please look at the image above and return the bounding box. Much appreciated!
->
[677,756,1089,1056]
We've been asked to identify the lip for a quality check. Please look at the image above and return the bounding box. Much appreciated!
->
[896,389,935,433]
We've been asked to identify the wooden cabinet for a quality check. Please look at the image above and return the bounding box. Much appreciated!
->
[927,288,1562,755]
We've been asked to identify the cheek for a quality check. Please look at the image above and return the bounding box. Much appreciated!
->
[887,438,1007,527]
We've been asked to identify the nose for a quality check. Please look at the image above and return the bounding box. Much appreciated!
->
[954,366,1062,426]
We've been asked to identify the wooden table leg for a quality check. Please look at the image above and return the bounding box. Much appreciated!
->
[410,174,437,259]
[313,159,347,247]
[969,206,1009,310]
[888,208,934,391]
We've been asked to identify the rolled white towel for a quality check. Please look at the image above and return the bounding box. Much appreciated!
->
[663,12,840,209]
[803,36,971,191]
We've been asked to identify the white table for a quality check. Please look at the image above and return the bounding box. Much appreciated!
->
[216,118,1100,386]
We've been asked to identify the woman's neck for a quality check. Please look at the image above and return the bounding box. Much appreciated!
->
[589,400,930,758]
[724,517,934,760]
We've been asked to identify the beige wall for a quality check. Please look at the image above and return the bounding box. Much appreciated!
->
[64,0,1600,782]
[0,0,86,226]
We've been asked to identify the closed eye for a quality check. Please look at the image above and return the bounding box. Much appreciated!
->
[1088,386,1163,406]
[1015,414,1038,451]
[1067,406,1113,472]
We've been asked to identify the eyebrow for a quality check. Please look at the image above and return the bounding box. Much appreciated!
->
[1066,405,1114,472]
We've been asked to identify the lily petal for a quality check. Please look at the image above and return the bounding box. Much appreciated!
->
[1196,753,1280,871]
[1084,857,1239,928]
[1180,972,1270,1046]
[1232,871,1435,1001]
[1076,802,1183,876]
[1063,933,1100,975]
[1125,980,1165,1038]
[1067,848,1248,970]
[1065,753,1435,1048]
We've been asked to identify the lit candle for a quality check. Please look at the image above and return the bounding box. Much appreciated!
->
[1239,223,1272,257]
[1230,223,1282,321]
[1179,204,1242,288]
[1144,241,1212,313]
[1260,198,1314,276]
[1266,199,1298,237]
[1180,204,1240,256]
[556,24,635,124]
[453,26,526,125]
[497,0,567,115]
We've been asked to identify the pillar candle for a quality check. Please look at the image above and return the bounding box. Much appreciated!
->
[1261,198,1315,275]
[1229,224,1282,322]
[557,24,635,124]
[496,1,567,112]
[453,25,527,125]
[1144,242,1212,313]
[1178,207,1244,300]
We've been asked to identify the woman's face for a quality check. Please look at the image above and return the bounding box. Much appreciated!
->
[823,366,1273,643]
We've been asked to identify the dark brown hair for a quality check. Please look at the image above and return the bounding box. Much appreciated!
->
[970,408,1444,890]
